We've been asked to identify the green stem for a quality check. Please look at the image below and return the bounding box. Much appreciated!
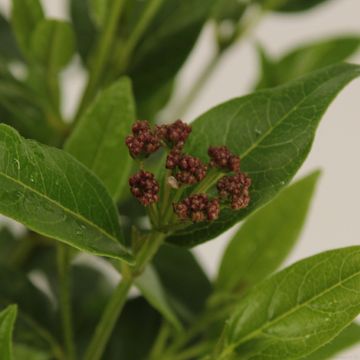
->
[170,49,221,118]
[57,244,76,360]
[114,0,165,74]
[83,273,132,360]
[148,321,171,360]
[169,5,265,119]
[170,342,212,360]
[84,232,164,360]
[74,0,127,123]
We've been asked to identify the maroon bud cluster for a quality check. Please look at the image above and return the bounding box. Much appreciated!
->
[173,194,220,223]
[125,121,161,158]
[129,170,160,206]
[125,119,251,224]
[166,149,207,185]
[217,172,251,210]
[156,120,192,149]
[208,146,240,172]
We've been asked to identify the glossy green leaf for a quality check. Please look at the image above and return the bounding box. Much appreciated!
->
[303,322,360,360]
[0,13,21,61]
[217,170,321,293]
[0,305,17,360]
[11,0,44,57]
[257,0,330,12]
[153,244,212,321]
[30,20,75,71]
[217,246,360,359]
[256,36,360,89]
[0,124,131,261]
[69,0,98,63]
[123,0,216,118]
[65,78,135,200]
[167,63,360,247]
[135,265,182,330]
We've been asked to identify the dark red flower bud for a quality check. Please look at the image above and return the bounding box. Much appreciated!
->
[125,120,161,158]
[129,170,160,206]
[166,150,207,185]
[217,172,251,210]
[173,194,220,223]
[165,149,182,170]
[156,120,192,149]
[208,146,240,172]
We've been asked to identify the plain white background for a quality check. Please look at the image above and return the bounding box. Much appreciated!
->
[0,0,360,358]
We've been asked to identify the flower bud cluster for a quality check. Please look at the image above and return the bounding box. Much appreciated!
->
[125,121,161,158]
[129,171,159,206]
[208,146,240,172]
[166,149,207,185]
[173,194,220,223]
[217,172,251,210]
[125,119,251,224]
[156,120,192,149]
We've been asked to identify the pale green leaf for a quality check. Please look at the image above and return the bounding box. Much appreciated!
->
[11,0,44,57]
[217,170,321,293]
[65,78,135,200]
[30,19,75,71]
[256,36,360,89]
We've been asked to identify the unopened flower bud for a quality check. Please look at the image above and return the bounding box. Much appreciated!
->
[208,146,240,172]
[125,120,161,158]
[129,170,160,206]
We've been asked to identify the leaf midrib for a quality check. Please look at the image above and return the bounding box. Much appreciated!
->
[0,170,121,245]
[230,258,360,351]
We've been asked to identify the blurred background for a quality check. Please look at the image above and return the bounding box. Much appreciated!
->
[0,0,360,357]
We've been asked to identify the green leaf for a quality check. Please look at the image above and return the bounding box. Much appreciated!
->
[0,13,21,61]
[302,322,360,360]
[69,0,98,64]
[30,19,75,71]
[276,0,331,13]
[0,69,58,144]
[65,78,135,200]
[0,124,132,261]
[256,0,331,13]
[256,36,360,89]
[135,265,182,330]
[153,244,212,321]
[89,0,110,28]
[167,63,360,247]
[123,0,216,118]
[216,170,321,293]
[11,0,44,57]
[0,305,17,360]
[217,246,360,359]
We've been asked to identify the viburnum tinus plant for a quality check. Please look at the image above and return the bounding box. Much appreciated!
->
[0,0,360,359]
